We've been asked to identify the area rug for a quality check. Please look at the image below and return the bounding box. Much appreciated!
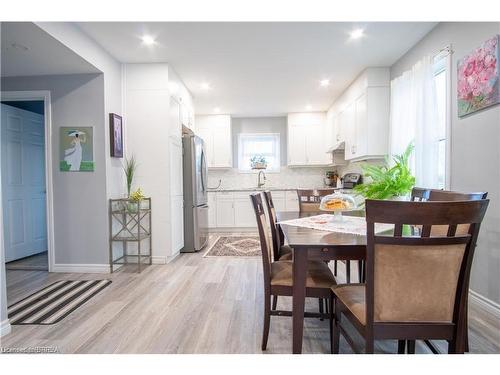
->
[204,236,261,257]
[7,279,112,325]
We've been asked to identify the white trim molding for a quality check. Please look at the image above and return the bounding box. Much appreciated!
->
[0,319,11,337]
[52,263,110,274]
[469,289,500,320]
[0,91,55,273]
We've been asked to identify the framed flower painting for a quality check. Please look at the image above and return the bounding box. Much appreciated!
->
[457,35,499,117]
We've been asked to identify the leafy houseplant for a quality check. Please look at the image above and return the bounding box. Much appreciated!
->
[123,155,138,198]
[354,142,416,200]
[250,155,267,170]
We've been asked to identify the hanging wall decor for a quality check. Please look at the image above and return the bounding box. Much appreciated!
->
[458,34,499,117]
[109,113,124,158]
[59,126,95,172]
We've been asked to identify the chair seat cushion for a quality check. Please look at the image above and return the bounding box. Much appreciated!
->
[270,260,336,289]
[278,245,293,260]
[332,284,366,325]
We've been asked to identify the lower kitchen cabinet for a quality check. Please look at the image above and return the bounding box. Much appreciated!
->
[208,190,301,229]
[215,192,235,227]
[233,193,256,227]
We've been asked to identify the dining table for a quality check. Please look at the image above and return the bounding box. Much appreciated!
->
[276,210,367,354]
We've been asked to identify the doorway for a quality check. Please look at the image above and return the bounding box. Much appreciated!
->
[1,91,54,272]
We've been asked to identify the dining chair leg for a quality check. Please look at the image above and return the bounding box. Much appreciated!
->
[397,340,406,354]
[407,340,415,354]
[272,295,278,311]
[329,298,334,354]
[319,298,324,321]
[261,294,271,351]
[332,299,341,354]
[365,338,374,354]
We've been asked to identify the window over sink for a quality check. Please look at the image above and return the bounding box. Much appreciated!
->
[238,133,280,172]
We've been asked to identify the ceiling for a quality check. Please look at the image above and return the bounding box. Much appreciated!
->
[1,22,100,77]
[78,22,436,116]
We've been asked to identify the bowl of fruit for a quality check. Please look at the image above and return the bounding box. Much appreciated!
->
[319,192,357,220]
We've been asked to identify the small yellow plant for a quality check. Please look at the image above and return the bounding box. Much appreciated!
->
[129,188,145,202]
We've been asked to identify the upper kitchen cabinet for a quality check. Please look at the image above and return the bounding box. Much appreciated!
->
[287,113,330,166]
[195,114,233,168]
[169,68,195,132]
[330,68,390,162]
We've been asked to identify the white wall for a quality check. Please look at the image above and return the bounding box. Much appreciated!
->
[35,22,125,199]
[391,22,500,305]
[2,74,108,267]
[123,64,172,263]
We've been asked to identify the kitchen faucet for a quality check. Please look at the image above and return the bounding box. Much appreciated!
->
[257,170,266,188]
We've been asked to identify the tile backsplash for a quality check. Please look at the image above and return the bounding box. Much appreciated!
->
[207,167,332,190]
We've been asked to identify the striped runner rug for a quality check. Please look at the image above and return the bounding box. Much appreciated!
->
[7,279,112,325]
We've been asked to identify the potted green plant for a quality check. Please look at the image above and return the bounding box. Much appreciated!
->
[123,155,139,213]
[250,155,267,169]
[354,142,415,201]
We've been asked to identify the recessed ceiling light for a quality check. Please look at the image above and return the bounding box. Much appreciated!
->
[350,29,364,40]
[200,82,211,90]
[141,35,156,45]
[306,105,312,111]
[320,79,330,87]
[213,107,221,113]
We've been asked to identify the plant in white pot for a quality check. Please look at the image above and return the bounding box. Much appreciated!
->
[354,142,415,201]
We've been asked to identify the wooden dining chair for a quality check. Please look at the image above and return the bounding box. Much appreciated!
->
[263,191,293,262]
[410,187,431,201]
[330,199,489,354]
[250,193,337,351]
[296,188,336,212]
[413,189,488,353]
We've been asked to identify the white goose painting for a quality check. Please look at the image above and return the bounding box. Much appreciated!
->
[59,127,94,172]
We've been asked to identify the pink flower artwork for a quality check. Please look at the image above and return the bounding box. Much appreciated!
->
[457,35,499,117]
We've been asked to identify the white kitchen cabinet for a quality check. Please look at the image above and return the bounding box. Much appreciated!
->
[285,191,299,211]
[195,115,232,168]
[287,113,330,166]
[271,191,286,212]
[208,192,217,228]
[233,193,256,227]
[216,194,235,227]
[330,68,390,162]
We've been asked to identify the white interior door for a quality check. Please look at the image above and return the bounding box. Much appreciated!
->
[1,103,47,262]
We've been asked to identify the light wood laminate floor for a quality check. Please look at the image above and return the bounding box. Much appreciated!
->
[2,235,499,354]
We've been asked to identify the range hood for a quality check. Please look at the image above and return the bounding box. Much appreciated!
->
[327,141,345,153]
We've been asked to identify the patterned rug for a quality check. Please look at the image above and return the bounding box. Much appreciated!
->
[204,236,261,257]
[8,279,112,325]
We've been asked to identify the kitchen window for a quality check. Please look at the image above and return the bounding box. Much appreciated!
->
[238,133,280,172]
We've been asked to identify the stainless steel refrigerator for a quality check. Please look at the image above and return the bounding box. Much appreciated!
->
[181,134,209,252]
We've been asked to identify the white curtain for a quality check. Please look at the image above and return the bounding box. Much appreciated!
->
[390,55,440,188]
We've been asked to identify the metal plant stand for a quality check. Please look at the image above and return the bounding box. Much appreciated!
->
[109,198,152,273]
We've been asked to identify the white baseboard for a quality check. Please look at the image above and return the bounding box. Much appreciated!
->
[51,263,110,274]
[167,251,181,263]
[469,289,500,319]
[0,319,11,337]
[152,256,167,265]
[152,252,180,265]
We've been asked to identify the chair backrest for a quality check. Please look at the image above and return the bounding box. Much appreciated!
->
[428,189,488,235]
[250,193,272,286]
[410,187,431,201]
[365,199,489,327]
[429,189,488,201]
[263,191,281,262]
[296,188,335,212]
